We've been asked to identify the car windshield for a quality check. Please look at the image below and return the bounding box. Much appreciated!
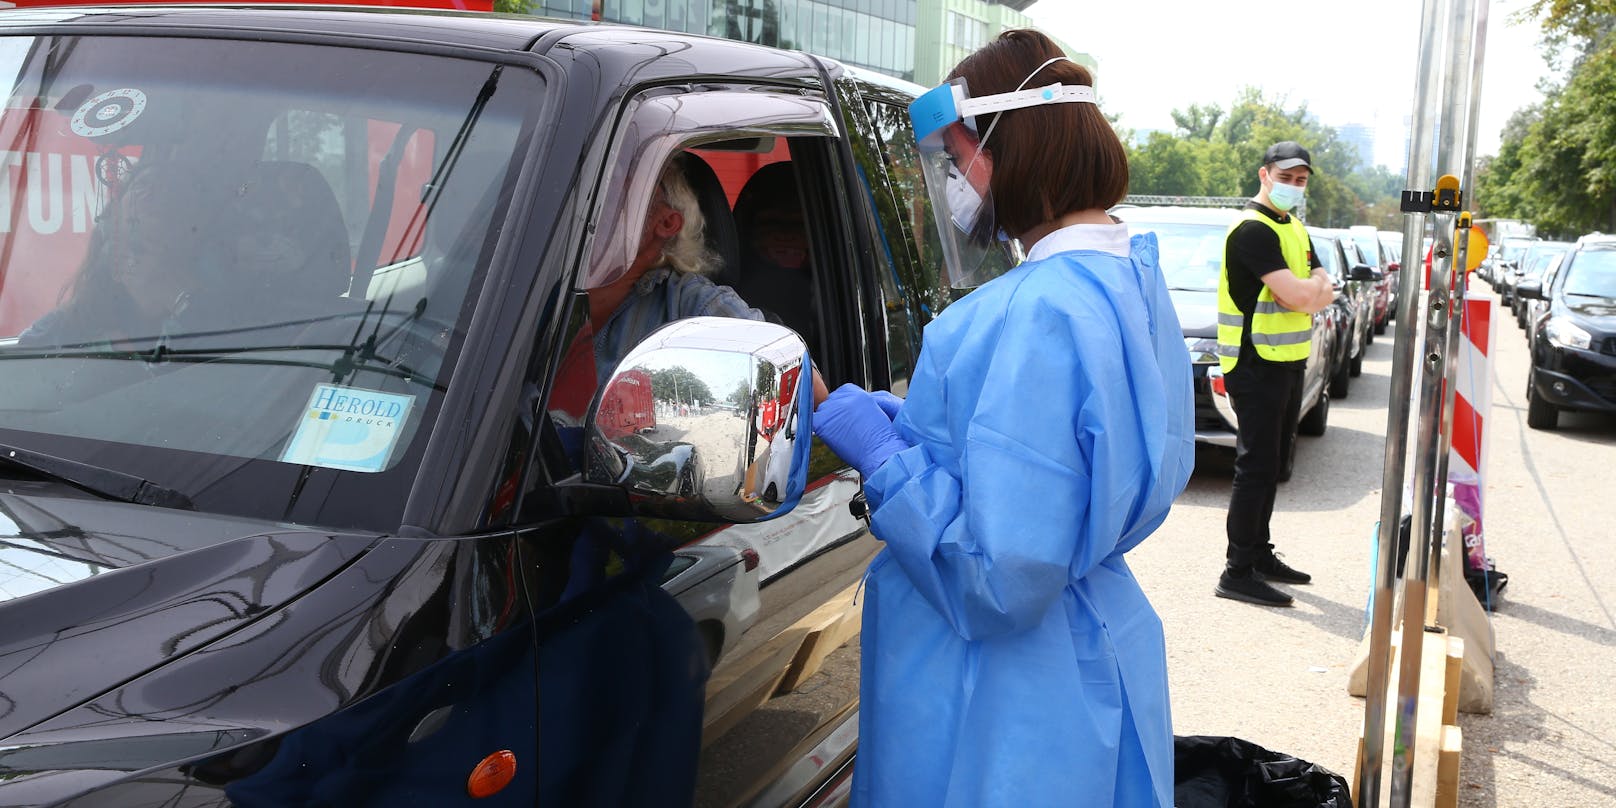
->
[1350,233,1380,265]
[0,35,539,529]
[1312,235,1343,274]
[1563,247,1616,298]
[1521,245,1570,278]
[1126,220,1226,291]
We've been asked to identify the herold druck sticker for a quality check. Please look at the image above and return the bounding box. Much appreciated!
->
[280,384,415,473]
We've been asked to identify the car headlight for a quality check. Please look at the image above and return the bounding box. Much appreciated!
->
[1544,318,1593,350]
[1184,337,1220,364]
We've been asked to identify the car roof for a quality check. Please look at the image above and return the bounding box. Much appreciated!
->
[1574,232,1616,248]
[0,4,836,78]
[1112,205,1245,225]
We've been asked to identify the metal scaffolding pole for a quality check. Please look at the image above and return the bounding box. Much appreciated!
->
[1358,0,1449,803]
[1427,0,1480,618]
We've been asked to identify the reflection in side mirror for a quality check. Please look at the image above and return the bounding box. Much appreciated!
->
[585,316,812,523]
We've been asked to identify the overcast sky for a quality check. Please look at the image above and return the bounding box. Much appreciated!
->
[1025,0,1561,169]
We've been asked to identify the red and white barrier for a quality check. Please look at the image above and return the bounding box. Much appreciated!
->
[1450,290,1496,570]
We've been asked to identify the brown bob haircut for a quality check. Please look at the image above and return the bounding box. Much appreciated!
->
[946,29,1128,238]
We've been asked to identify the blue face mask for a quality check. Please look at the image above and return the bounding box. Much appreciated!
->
[1268,179,1305,212]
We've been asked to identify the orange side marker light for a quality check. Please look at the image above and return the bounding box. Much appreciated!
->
[468,750,517,798]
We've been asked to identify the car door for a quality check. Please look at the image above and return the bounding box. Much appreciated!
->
[509,79,921,807]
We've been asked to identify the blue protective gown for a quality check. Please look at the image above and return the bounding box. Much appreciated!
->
[856,225,1194,807]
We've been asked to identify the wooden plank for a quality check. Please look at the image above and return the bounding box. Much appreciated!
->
[1436,725,1463,808]
[776,583,863,694]
[1443,635,1464,727]
[1357,626,1463,807]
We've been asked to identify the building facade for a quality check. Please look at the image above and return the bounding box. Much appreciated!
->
[526,1,1092,89]
[531,0,918,81]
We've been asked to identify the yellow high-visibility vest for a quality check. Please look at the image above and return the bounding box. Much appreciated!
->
[1217,209,1313,373]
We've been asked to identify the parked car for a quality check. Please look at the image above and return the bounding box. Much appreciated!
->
[1511,241,1574,327]
[1309,228,1374,398]
[1518,233,1616,429]
[1494,236,1543,304]
[1522,252,1567,346]
[0,7,964,805]
[662,544,762,667]
[1326,229,1382,373]
[1115,205,1338,480]
[1348,225,1393,335]
[1377,230,1404,325]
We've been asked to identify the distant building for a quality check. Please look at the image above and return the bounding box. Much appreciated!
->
[1337,122,1376,171]
[532,0,1093,89]
[914,0,1095,88]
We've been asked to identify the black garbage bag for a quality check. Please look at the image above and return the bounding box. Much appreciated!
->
[1173,735,1352,808]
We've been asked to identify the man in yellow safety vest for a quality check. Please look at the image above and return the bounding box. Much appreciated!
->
[1214,141,1337,608]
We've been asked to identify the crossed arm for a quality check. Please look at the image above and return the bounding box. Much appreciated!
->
[1261,267,1336,315]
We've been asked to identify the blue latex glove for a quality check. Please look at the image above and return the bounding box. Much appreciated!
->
[813,383,911,478]
[870,389,905,421]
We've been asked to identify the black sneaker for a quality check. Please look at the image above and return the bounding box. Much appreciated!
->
[1254,554,1312,585]
[1215,570,1294,607]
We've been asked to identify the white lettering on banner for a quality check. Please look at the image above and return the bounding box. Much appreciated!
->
[0,150,107,235]
[0,151,20,232]
[27,152,63,235]
[71,155,97,233]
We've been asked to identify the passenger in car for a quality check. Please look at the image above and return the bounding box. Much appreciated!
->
[18,164,226,350]
[583,153,765,384]
[732,162,816,345]
[812,29,1193,808]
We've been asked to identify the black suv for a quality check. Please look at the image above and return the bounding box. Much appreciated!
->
[0,7,955,805]
[1518,234,1616,429]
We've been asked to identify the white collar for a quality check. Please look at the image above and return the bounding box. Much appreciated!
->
[1025,221,1131,262]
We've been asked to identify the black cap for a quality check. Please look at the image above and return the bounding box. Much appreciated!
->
[1263,141,1312,171]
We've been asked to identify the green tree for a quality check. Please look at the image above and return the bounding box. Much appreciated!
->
[650,365,713,406]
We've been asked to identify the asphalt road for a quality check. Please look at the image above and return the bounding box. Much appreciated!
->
[1129,296,1616,807]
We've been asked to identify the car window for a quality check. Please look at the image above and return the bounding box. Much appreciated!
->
[1123,221,1225,292]
[862,98,964,319]
[1351,232,1381,265]
[1312,235,1343,274]
[0,34,536,530]
[1564,247,1616,298]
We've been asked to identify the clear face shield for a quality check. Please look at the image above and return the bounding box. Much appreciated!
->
[907,59,1099,288]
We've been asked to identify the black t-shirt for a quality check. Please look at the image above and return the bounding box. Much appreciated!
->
[1224,201,1321,367]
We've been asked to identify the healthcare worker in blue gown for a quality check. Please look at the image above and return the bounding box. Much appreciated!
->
[812,29,1195,807]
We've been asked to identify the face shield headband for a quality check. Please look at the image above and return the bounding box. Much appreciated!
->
[908,57,1099,288]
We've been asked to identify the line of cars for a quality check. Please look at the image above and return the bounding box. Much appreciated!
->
[1488,233,1616,429]
[1116,206,1387,480]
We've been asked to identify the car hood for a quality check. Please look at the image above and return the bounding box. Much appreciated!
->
[1170,288,1219,338]
[0,480,375,741]
[1566,296,1616,333]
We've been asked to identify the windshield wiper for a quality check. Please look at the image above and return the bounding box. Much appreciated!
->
[0,442,193,510]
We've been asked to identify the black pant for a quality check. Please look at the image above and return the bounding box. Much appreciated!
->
[1223,358,1304,571]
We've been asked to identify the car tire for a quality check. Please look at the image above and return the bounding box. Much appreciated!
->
[1526,377,1559,430]
[1374,316,1387,335]
[677,465,698,497]
[1330,356,1351,399]
[1298,389,1329,436]
[1349,349,1364,378]
[764,482,779,503]
[698,621,724,668]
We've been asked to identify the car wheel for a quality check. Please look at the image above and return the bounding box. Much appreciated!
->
[677,465,698,497]
[1526,376,1559,430]
[1329,356,1351,399]
[764,482,779,503]
[1373,315,1387,335]
[1349,349,1364,378]
[1299,389,1329,436]
[698,621,724,668]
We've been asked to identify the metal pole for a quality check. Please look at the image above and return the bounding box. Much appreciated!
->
[1359,0,1449,804]
[1425,0,1478,621]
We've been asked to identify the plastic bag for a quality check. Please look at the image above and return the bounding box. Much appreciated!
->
[1174,735,1352,807]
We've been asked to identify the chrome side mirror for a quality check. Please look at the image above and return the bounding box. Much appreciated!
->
[585,316,812,523]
